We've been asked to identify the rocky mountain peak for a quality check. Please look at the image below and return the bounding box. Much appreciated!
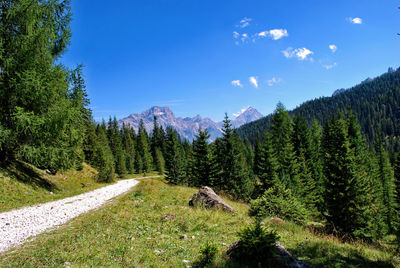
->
[232,107,263,128]
[138,106,174,119]
[120,106,263,141]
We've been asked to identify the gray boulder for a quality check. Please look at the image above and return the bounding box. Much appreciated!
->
[189,186,234,213]
[276,242,314,268]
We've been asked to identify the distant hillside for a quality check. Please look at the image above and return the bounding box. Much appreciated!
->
[238,68,400,153]
[120,106,263,141]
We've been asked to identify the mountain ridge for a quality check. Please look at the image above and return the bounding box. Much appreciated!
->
[120,106,263,141]
[237,67,400,152]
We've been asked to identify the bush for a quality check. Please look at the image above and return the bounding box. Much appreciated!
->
[196,241,218,267]
[249,183,310,224]
[227,221,279,266]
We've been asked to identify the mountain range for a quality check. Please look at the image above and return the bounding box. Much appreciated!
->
[119,106,263,141]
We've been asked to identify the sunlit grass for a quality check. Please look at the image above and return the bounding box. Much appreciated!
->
[1,178,398,267]
[0,162,155,213]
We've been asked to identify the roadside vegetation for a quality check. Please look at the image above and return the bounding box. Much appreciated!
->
[1,179,398,267]
[0,161,156,213]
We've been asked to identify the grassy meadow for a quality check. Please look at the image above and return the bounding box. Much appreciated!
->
[0,161,157,213]
[0,178,398,267]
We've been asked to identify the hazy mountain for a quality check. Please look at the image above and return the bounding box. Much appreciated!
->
[119,106,263,141]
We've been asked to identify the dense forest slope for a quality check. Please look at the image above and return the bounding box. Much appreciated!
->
[238,68,400,152]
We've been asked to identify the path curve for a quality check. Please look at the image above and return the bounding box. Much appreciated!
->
[0,177,151,253]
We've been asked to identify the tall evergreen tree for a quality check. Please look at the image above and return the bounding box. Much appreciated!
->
[394,153,400,207]
[0,0,89,171]
[137,120,153,173]
[257,130,278,192]
[164,126,185,184]
[154,147,165,175]
[93,122,115,182]
[269,103,299,193]
[214,114,253,200]
[394,153,400,248]
[322,115,375,239]
[292,114,312,160]
[83,120,97,165]
[191,128,215,187]
[122,124,135,174]
[253,141,262,177]
[107,117,126,176]
[376,138,396,233]
[310,119,325,214]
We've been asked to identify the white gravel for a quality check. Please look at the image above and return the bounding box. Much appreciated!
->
[0,177,148,253]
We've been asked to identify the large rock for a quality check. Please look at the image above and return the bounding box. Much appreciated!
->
[189,186,234,213]
[276,242,314,268]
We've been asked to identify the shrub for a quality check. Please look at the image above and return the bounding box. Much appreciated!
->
[196,241,218,267]
[249,183,310,224]
[227,221,279,266]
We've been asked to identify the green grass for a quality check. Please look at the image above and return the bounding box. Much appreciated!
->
[0,161,156,213]
[1,178,398,267]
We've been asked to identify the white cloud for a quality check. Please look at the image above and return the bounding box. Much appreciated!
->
[268,29,288,40]
[322,62,337,70]
[249,76,258,88]
[231,80,243,87]
[267,77,282,86]
[329,44,337,53]
[233,106,250,117]
[258,31,268,37]
[348,17,362,24]
[233,32,249,45]
[282,47,313,60]
[238,17,252,28]
[256,29,288,40]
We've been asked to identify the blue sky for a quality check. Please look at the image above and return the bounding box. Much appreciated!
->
[62,0,400,122]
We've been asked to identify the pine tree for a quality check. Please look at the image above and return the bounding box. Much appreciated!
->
[297,153,318,214]
[0,0,88,171]
[253,141,262,177]
[257,130,278,192]
[269,103,299,193]
[93,123,115,182]
[191,128,215,187]
[394,153,400,248]
[394,153,400,207]
[181,139,192,185]
[83,120,98,165]
[151,117,162,164]
[310,119,325,214]
[376,138,396,233]
[137,120,153,173]
[107,117,126,176]
[292,114,312,160]
[122,124,135,174]
[159,126,167,156]
[214,114,253,200]
[164,126,185,184]
[154,147,165,175]
[134,150,143,174]
[322,115,375,239]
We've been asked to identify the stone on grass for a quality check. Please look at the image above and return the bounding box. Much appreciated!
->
[188,186,234,213]
[276,242,314,268]
[180,234,188,240]
[270,217,284,225]
[162,213,177,221]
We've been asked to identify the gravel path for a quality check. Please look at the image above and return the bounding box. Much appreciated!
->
[0,177,149,253]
